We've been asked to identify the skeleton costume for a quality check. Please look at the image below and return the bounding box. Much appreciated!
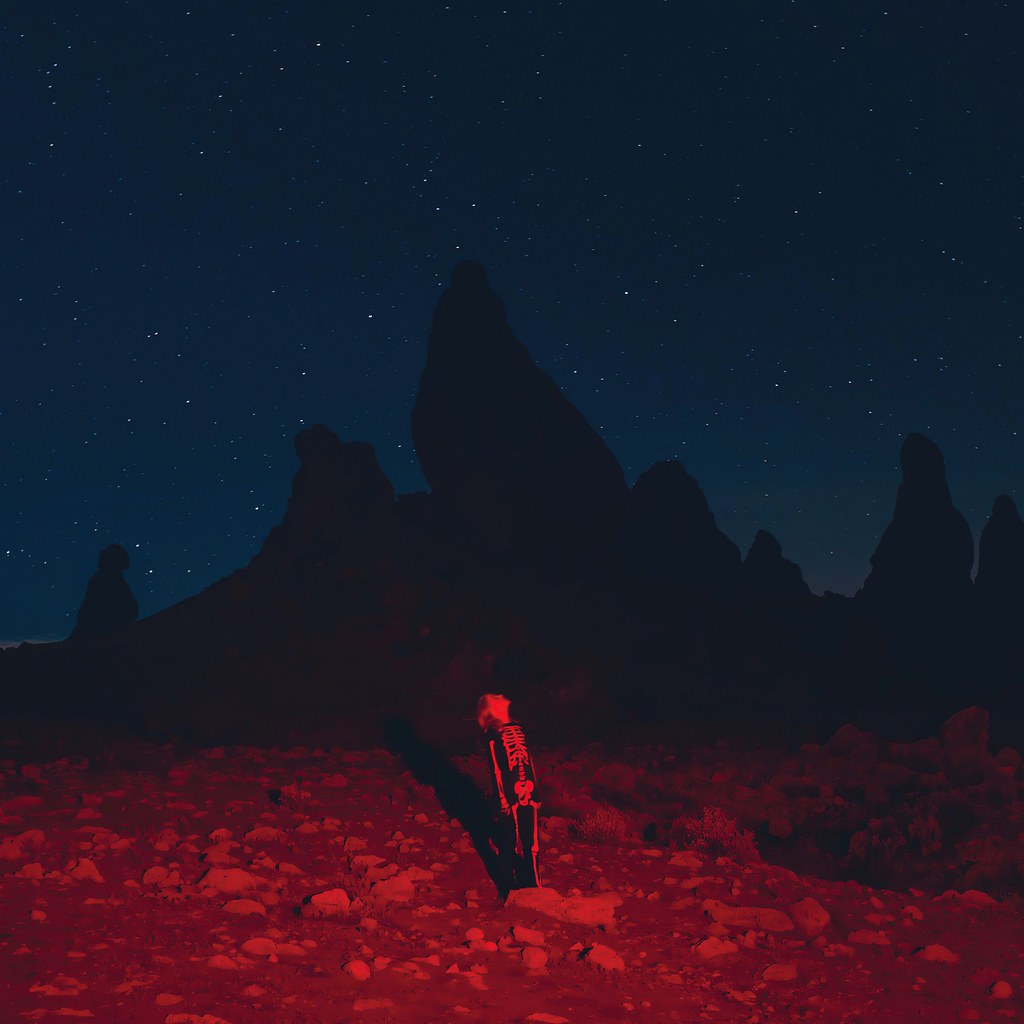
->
[478,694,541,890]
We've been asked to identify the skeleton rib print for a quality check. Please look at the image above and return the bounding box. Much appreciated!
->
[500,724,535,806]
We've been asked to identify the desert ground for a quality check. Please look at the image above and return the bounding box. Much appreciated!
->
[2,711,1023,1024]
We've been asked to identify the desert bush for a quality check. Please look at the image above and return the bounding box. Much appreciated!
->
[670,806,759,863]
[572,805,632,844]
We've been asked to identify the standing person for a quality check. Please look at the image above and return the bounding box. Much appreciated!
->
[477,693,542,893]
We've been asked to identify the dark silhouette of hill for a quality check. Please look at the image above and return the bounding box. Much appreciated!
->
[3,265,1022,748]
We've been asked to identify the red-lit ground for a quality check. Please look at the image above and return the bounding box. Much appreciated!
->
[1,725,1022,1023]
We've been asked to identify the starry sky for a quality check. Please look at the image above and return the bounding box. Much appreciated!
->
[2,2,1021,642]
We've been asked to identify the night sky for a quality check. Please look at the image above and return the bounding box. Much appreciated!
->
[3,3,1021,643]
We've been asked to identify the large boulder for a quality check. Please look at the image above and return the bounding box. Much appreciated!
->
[411,262,628,567]
[620,459,740,596]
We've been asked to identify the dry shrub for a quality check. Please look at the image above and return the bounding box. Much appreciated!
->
[671,806,759,863]
[572,805,632,844]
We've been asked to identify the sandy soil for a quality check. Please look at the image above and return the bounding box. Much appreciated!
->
[1,731,1022,1023]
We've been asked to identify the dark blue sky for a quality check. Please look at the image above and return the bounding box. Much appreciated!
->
[3,2,1021,641]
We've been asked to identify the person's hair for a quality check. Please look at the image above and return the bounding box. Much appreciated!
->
[477,692,511,729]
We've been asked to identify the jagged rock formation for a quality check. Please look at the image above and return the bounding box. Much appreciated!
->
[69,544,139,640]
[741,530,812,604]
[621,460,741,596]
[858,433,974,615]
[975,494,1024,608]
[256,424,397,567]
[411,261,628,567]
[856,434,974,679]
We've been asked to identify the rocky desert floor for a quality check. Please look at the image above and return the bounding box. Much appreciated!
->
[2,713,1023,1024]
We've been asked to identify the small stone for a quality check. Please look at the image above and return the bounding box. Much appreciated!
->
[465,927,485,941]
[68,858,104,883]
[207,954,237,969]
[154,993,183,1006]
[222,899,267,916]
[522,946,548,969]
[512,925,546,947]
[762,962,798,981]
[991,980,1013,999]
[198,867,263,894]
[241,937,278,957]
[692,936,739,959]
[915,944,959,963]
[301,888,350,918]
[848,929,890,945]
[791,897,830,936]
[582,943,625,971]
[343,959,371,981]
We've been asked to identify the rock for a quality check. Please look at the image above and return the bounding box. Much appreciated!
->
[703,901,794,932]
[522,947,549,969]
[848,929,891,945]
[67,858,104,883]
[526,1015,569,1024]
[790,897,830,937]
[411,261,628,567]
[581,943,625,971]
[762,963,798,981]
[222,899,267,917]
[990,980,1013,999]
[256,425,397,568]
[0,829,46,860]
[207,954,238,969]
[975,494,1024,607]
[164,1016,234,1024]
[857,433,974,662]
[915,944,959,963]
[512,925,546,947]
[692,936,739,958]
[369,875,415,903]
[741,530,812,604]
[69,544,139,640]
[939,707,992,784]
[240,938,277,957]
[621,459,741,596]
[343,960,371,981]
[505,886,621,927]
[301,888,350,917]
[243,826,286,842]
[154,993,183,1006]
[197,868,264,894]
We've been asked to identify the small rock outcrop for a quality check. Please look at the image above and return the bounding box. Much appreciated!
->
[411,261,628,567]
[621,459,741,595]
[70,544,139,640]
[257,424,397,566]
[741,530,812,604]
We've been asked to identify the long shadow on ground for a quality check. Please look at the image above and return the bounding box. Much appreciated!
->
[382,716,511,899]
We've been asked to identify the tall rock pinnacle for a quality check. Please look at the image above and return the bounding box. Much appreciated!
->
[411,262,628,567]
[858,432,974,618]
